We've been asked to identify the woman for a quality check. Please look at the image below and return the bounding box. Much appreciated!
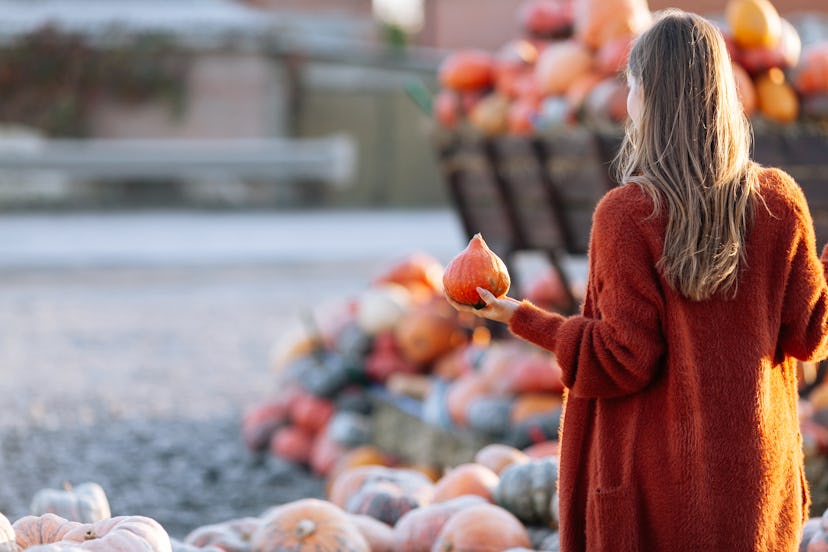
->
[449,10,828,551]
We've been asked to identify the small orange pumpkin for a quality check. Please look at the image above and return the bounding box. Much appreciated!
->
[754,67,799,123]
[431,462,500,503]
[253,498,369,552]
[438,50,496,92]
[442,233,510,309]
[393,300,467,366]
[726,0,781,49]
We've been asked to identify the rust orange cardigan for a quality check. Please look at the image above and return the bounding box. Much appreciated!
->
[509,167,828,551]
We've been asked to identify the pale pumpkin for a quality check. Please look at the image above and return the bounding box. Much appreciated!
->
[442,233,510,309]
[60,516,172,551]
[12,514,80,548]
[252,499,368,552]
[474,443,531,475]
[15,515,172,552]
[393,495,488,552]
[0,513,16,552]
[430,462,500,503]
[29,482,111,524]
[431,503,532,552]
[184,517,260,551]
[355,283,411,335]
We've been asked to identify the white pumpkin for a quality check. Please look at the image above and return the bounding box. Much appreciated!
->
[355,283,411,334]
[30,482,111,523]
[0,513,17,552]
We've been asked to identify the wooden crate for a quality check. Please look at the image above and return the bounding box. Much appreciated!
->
[434,124,828,315]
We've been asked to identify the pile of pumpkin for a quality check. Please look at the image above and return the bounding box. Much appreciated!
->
[11,451,828,550]
[0,444,562,551]
[432,0,828,136]
[242,243,573,479]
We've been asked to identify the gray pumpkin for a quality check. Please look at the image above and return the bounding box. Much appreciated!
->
[493,456,559,527]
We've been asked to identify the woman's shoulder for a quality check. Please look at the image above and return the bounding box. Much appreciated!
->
[754,165,810,218]
[596,182,655,220]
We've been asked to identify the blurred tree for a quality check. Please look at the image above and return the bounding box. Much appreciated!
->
[0,25,191,137]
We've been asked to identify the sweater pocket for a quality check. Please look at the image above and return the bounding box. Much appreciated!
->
[587,485,638,551]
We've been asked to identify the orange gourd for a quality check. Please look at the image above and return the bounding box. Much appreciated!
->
[732,62,757,117]
[534,39,594,97]
[793,42,828,95]
[253,498,369,552]
[431,462,500,503]
[726,0,781,49]
[431,503,532,551]
[442,233,510,309]
[393,300,467,366]
[574,0,652,50]
[438,50,496,92]
[755,67,799,123]
[372,252,444,294]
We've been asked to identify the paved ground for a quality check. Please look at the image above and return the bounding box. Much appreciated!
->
[0,208,466,539]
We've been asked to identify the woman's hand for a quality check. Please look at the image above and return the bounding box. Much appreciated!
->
[445,287,521,325]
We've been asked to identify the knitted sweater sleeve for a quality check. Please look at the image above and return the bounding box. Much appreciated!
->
[509,188,666,398]
[778,182,828,362]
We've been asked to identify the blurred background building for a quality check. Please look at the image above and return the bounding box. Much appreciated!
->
[0,0,825,210]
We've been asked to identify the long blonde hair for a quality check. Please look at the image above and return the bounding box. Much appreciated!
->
[616,9,758,301]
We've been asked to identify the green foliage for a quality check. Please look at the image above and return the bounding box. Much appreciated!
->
[0,25,191,136]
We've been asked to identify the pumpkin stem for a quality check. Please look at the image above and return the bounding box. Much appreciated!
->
[294,519,317,540]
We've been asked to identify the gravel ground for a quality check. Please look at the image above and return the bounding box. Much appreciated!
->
[0,209,467,540]
[0,262,365,539]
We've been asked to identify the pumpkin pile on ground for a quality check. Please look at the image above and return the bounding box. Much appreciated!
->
[432,0,828,136]
[244,247,572,475]
[10,454,828,551]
